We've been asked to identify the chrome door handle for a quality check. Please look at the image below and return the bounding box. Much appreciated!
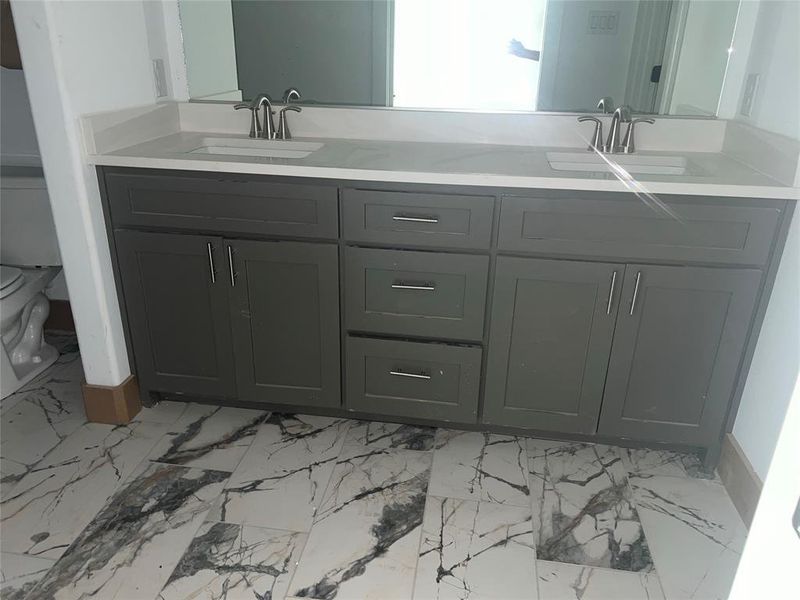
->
[227,245,236,287]
[391,282,436,291]
[207,242,217,284]
[606,270,617,315]
[389,370,431,380]
[629,271,642,315]
[392,214,439,224]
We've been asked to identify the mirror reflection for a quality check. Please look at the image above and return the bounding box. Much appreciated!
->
[179,0,740,116]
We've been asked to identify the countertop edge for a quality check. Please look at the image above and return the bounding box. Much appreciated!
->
[88,154,800,201]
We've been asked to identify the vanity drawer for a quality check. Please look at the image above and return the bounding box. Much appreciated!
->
[499,193,782,266]
[342,188,494,249]
[104,170,338,239]
[345,247,489,341]
[345,336,481,423]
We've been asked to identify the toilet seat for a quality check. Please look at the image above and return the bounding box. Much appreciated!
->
[0,266,25,299]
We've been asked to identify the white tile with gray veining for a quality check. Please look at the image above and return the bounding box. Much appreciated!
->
[289,447,431,599]
[24,461,229,600]
[631,475,746,600]
[414,496,536,600]
[528,440,652,572]
[209,413,352,532]
[0,420,170,560]
[146,403,269,472]
[0,552,55,600]
[619,447,719,481]
[344,420,437,453]
[157,521,306,600]
[536,560,665,600]
[0,375,86,491]
[428,430,530,507]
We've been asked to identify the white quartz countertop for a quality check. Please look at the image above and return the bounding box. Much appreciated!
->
[88,131,799,200]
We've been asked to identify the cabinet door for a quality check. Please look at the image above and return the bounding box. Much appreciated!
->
[599,265,761,445]
[483,257,621,433]
[227,240,341,408]
[115,230,236,398]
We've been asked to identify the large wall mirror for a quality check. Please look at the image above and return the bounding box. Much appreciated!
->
[179,0,740,116]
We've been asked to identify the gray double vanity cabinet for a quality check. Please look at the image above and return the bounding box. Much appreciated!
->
[98,166,793,468]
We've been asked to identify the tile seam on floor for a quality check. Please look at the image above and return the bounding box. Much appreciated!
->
[280,417,356,598]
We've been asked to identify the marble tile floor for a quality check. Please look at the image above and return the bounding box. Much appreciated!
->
[0,335,748,600]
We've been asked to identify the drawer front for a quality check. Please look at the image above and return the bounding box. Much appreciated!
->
[345,247,489,341]
[499,194,782,265]
[342,188,494,249]
[105,171,338,239]
[346,336,481,423]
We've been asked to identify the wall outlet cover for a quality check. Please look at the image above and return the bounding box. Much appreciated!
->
[588,11,620,35]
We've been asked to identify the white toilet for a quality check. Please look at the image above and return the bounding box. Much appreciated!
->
[0,167,63,398]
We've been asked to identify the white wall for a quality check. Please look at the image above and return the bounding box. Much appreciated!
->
[730,369,800,598]
[730,0,800,480]
[178,0,239,99]
[669,0,739,116]
[0,67,40,163]
[733,0,800,139]
[538,0,640,112]
[734,210,799,479]
[11,0,159,386]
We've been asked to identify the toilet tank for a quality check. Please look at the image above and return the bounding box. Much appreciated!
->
[0,166,62,267]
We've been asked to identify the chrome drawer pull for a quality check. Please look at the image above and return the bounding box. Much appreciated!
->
[392,214,439,224]
[389,370,431,380]
[207,242,217,284]
[391,282,436,291]
[629,271,642,315]
[605,270,617,315]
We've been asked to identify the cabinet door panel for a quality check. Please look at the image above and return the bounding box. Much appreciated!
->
[483,257,620,433]
[599,265,761,445]
[115,230,236,398]
[228,240,340,407]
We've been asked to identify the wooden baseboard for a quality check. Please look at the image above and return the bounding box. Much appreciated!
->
[44,299,76,332]
[718,433,763,527]
[82,375,142,424]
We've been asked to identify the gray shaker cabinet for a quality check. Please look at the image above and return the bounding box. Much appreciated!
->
[483,257,621,434]
[115,230,237,399]
[598,264,761,445]
[227,239,341,408]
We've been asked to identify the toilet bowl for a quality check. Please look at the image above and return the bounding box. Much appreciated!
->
[1,265,61,397]
[1,166,63,399]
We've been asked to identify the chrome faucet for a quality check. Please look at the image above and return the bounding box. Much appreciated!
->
[597,96,614,114]
[253,94,276,139]
[605,105,632,154]
[621,117,655,154]
[234,100,261,138]
[233,93,276,139]
[283,88,301,104]
[277,106,302,140]
[578,104,654,154]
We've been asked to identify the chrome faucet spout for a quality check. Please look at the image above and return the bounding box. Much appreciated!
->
[606,105,632,154]
[253,94,275,139]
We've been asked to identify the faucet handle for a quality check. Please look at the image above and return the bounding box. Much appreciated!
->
[283,88,301,103]
[234,102,260,138]
[597,97,614,114]
[622,117,655,154]
[277,105,302,140]
[578,116,605,152]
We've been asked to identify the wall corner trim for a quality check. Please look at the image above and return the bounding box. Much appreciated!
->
[82,375,142,424]
[718,432,764,528]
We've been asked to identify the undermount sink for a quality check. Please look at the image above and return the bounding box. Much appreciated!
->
[188,137,324,159]
[547,151,687,175]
